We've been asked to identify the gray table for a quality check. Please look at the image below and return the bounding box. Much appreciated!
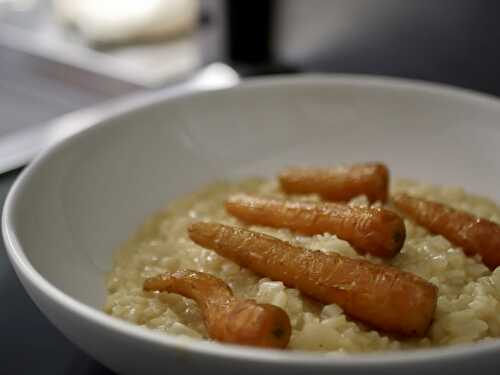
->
[0,169,115,374]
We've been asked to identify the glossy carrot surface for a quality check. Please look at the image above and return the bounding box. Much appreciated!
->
[394,193,500,269]
[226,194,405,258]
[279,162,389,203]
[144,270,291,348]
[188,222,437,336]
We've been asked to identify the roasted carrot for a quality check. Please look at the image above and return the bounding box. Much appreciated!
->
[143,269,291,348]
[279,162,389,203]
[188,222,437,337]
[225,194,405,258]
[393,193,500,269]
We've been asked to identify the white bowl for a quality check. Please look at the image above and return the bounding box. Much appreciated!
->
[4,75,500,375]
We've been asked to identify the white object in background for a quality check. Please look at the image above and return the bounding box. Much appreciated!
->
[53,0,199,44]
[0,63,239,174]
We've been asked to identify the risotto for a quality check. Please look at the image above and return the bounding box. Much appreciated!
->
[105,178,500,352]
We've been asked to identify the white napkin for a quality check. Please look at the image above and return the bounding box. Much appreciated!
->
[52,0,199,44]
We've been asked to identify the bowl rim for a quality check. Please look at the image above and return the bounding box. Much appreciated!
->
[4,73,500,368]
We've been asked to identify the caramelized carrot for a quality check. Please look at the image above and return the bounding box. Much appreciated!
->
[225,194,405,258]
[144,270,291,348]
[279,162,389,203]
[188,222,437,337]
[393,193,500,269]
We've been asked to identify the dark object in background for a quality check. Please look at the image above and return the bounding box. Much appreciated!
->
[226,1,273,64]
[225,0,298,76]
[274,0,500,96]
[226,0,500,95]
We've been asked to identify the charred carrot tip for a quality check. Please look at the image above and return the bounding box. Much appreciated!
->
[393,229,404,245]
[272,327,285,338]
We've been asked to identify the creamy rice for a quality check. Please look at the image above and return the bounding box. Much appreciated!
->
[105,178,500,352]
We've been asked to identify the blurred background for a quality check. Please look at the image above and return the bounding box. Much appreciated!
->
[1,0,500,373]
[2,0,500,172]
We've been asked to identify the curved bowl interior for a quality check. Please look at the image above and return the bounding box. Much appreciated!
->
[4,75,500,375]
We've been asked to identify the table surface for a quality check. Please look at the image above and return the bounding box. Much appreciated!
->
[0,169,116,374]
